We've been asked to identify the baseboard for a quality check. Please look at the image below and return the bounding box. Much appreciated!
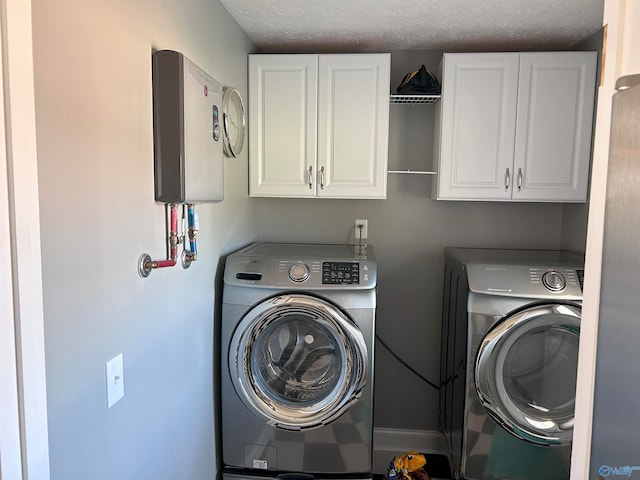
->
[372,428,448,474]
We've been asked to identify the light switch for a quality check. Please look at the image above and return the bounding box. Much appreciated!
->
[106,353,124,408]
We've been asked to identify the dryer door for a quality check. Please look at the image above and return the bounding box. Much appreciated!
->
[229,293,368,430]
[475,303,580,446]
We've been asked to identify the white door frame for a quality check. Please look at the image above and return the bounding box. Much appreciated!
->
[0,0,51,478]
[571,1,640,478]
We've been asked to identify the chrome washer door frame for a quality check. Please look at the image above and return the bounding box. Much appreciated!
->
[475,303,581,445]
[229,293,368,430]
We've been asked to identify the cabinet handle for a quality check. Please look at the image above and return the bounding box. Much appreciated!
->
[505,167,510,191]
[307,165,313,189]
[517,168,523,191]
[320,166,325,190]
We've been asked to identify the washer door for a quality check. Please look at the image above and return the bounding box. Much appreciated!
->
[475,303,580,446]
[229,293,368,430]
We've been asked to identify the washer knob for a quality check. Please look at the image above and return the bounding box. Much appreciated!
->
[289,263,310,282]
[542,271,566,292]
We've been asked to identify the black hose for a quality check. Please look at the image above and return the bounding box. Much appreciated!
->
[375,334,440,391]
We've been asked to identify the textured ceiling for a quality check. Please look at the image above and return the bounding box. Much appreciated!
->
[219,0,604,52]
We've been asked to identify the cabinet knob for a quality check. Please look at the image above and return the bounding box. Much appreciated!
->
[320,166,326,190]
[307,165,313,189]
[505,167,511,191]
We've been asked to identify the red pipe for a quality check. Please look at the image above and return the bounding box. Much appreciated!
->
[168,202,179,262]
[152,259,177,268]
[144,203,179,271]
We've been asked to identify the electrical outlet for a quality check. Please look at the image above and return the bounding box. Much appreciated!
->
[106,353,124,408]
[355,219,368,242]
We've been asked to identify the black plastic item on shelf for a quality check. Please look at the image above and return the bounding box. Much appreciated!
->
[396,65,441,95]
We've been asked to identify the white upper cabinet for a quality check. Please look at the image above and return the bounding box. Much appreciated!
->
[249,55,318,198]
[249,54,390,198]
[435,53,520,200]
[433,52,597,202]
[513,53,597,201]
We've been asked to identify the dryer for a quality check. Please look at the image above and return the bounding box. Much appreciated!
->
[221,243,376,480]
[440,248,584,480]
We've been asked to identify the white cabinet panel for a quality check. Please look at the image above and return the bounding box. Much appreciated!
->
[249,55,317,197]
[249,53,390,198]
[437,53,519,200]
[318,54,389,198]
[513,53,597,201]
[434,51,596,203]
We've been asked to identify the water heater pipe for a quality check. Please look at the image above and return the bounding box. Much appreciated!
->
[138,203,180,277]
[181,203,198,269]
[187,204,198,260]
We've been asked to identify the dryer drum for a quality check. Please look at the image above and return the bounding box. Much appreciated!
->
[229,293,368,430]
[475,303,581,446]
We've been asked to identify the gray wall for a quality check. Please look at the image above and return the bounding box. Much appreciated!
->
[32,1,257,479]
[257,50,572,431]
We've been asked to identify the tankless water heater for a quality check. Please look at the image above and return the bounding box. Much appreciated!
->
[152,50,223,203]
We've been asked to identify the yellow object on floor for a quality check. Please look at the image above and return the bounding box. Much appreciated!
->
[386,451,430,480]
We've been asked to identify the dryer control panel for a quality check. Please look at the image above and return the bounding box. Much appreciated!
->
[466,263,583,300]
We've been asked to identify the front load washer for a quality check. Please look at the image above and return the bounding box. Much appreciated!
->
[440,248,584,480]
[221,243,376,480]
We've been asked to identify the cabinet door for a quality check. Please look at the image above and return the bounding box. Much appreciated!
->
[436,53,519,200]
[512,52,597,202]
[249,55,318,197]
[317,54,390,198]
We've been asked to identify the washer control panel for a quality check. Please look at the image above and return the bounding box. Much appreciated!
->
[223,243,377,289]
[272,259,373,288]
[322,262,359,285]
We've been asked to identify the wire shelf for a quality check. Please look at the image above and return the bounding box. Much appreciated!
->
[390,94,441,104]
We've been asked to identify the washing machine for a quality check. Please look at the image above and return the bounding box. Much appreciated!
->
[439,248,584,480]
[221,242,376,480]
